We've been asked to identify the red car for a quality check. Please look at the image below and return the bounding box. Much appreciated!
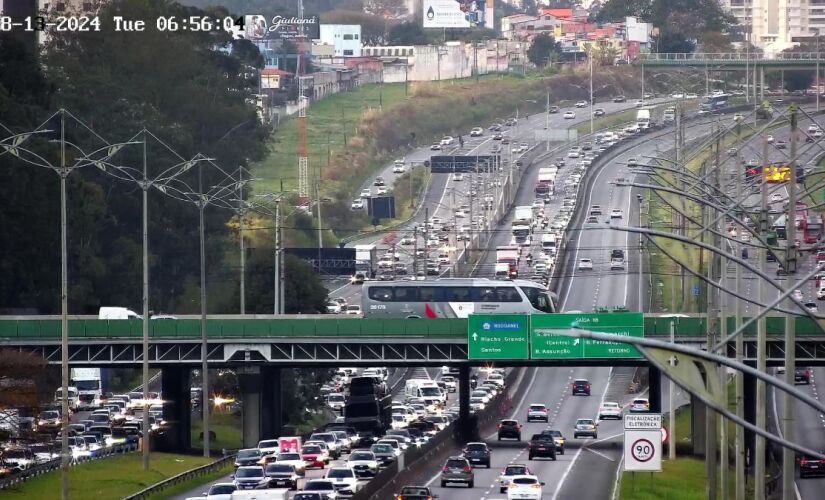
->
[300,445,328,469]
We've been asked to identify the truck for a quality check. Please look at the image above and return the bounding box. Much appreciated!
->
[71,368,103,410]
[514,206,534,225]
[496,246,520,278]
[343,392,392,437]
[512,206,534,244]
[636,108,652,130]
[662,107,676,123]
[352,244,378,284]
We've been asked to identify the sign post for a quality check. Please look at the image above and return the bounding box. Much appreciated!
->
[624,414,663,472]
[467,314,529,360]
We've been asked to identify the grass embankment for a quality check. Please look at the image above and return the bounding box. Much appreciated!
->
[253,68,648,239]
[574,108,638,135]
[2,453,213,500]
[191,411,242,452]
[145,460,233,500]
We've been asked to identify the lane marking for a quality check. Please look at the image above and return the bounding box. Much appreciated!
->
[584,447,617,462]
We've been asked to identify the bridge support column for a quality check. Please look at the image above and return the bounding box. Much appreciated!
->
[158,366,191,453]
[648,365,662,413]
[457,365,476,444]
[238,367,263,448]
[691,394,707,456]
[759,66,765,101]
[743,366,757,473]
[260,366,283,441]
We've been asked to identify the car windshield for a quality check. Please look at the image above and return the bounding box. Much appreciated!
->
[466,443,486,451]
[350,452,373,461]
[371,445,391,454]
[577,420,594,425]
[4,449,28,459]
[209,484,236,494]
[420,387,441,396]
[529,405,546,411]
[302,446,321,454]
[237,449,260,459]
[506,466,528,475]
[279,452,300,460]
[293,495,321,500]
[634,399,648,405]
[446,459,467,468]
[41,411,59,419]
[603,403,619,408]
[266,464,294,473]
[547,430,562,437]
[305,480,334,490]
[327,468,353,478]
[328,394,344,402]
[235,467,263,478]
[258,440,278,448]
[513,477,539,485]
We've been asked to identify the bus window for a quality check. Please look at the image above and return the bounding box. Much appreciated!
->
[368,287,393,301]
[520,286,554,312]
[419,287,440,302]
[472,287,497,302]
[393,287,418,302]
[496,287,523,302]
[443,287,471,301]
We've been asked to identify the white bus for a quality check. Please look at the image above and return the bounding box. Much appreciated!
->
[362,278,556,318]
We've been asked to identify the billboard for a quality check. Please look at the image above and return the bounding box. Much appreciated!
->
[367,196,396,219]
[285,248,356,276]
[232,14,320,40]
[423,0,487,29]
[625,16,650,43]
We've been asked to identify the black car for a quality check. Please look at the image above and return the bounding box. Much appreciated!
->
[799,452,825,478]
[795,368,811,384]
[572,379,591,396]
[497,419,522,441]
[548,106,560,113]
[489,124,502,131]
[463,442,491,468]
[395,486,437,500]
[234,448,262,467]
[528,434,557,460]
[264,463,299,490]
[613,95,626,103]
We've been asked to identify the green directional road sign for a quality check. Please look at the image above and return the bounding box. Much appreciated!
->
[467,314,530,360]
[530,313,644,359]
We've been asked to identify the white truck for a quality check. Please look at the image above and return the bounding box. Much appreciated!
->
[512,206,533,244]
[662,107,675,123]
[636,108,652,130]
[405,379,444,409]
[71,368,103,409]
[352,244,378,284]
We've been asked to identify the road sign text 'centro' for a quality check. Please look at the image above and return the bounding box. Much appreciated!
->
[468,314,529,360]
[530,312,644,359]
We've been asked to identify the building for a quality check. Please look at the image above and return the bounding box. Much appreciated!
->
[723,0,825,54]
[318,24,363,57]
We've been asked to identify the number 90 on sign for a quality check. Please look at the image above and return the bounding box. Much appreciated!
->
[631,438,655,462]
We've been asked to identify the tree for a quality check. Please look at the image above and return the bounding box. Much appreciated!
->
[657,31,696,54]
[527,34,561,67]
[0,349,54,438]
[595,0,734,41]
[232,250,329,314]
[699,31,733,53]
[388,21,430,45]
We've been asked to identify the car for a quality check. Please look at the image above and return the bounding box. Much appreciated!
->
[275,452,307,476]
[264,463,300,490]
[671,93,684,99]
[526,403,549,422]
[599,402,623,420]
[501,137,511,145]
[685,93,698,99]
[441,456,474,488]
[489,123,502,131]
[578,258,593,270]
[528,433,556,460]
[805,302,818,313]
[394,486,438,500]
[203,482,236,499]
[770,193,783,203]
[746,158,758,168]
[506,475,544,500]
[775,139,787,149]
[392,163,405,174]
[470,127,484,137]
[574,418,598,439]
[799,451,825,478]
[360,189,371,198]
[572,379,591,395]
[233,466,267,490]
[575,100,588,108]
[792,289,804,302]
[505,118,517,126]
[612,95,626,103]
[766,135,774,144]
[497,419,522,441]
[635,100,646,107]
[301,444,329,469]
[430,143,442,151]
[325,466,358,496]
[629,398,650,412]
[548,105,559,113]
[795,368,811,384]
[463,442,491,468]
[292,494,325,500]
[441,136,455,146]
[590,205,602,215]
[540,429,566,454]
[344,305,362,316]
[585,216,599,225]
[370,443,396,466]
[563,111,576,119]
[498,464,532,493]
[373,176,385,187]
[610,209,623,218]
[350,199,364,210]
[376,186,389,195]
[302,479,338,499]
[817,286,825,300]
[593,108,605,116]
[347,450,379,478]
[234,448,263,467]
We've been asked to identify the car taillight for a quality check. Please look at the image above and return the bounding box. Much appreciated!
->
[532,483,542,489]
[801,458,809,465]
[497,424,502,428]
[586,384,591,389]
[442,466,449,472]
[464,466,473,472]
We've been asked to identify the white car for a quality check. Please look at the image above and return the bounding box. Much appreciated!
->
[598,402,623,420]
[575,100,588,108]
[302,479,338,499]
[360,189,371,198]
[344,305,362,316]
[817,286,825,300]
[441,136,455,146]
[578,258,593,270]
[205,483,236,499]
[526,403,549,422]
[376,186,389,195]
[470,127,484,137]
[634,100,646,107]
[400,237,415,246]
[629,398,650,413]
[671,93,684,99]
[327,393,345,411]
[351,199,364,210]
[275,452,308,476]
[610,209,623,219]
[392,163,405,174]
[685,93,698,99]
[507,475,544,500]
[793,289,804,302]
[766,135,774,144]
[325,467,358,496]
[390,414,408,429]
[326,302,342,314]
[770,193,783,203]
[563,111,576,119]
[347,450,379,478]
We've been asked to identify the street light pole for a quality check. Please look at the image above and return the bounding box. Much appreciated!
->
[141,131,150,471]
[59,110,70,500]
[545,90,550,152]
[589,52,594,135]
[198,162,210,458]
[275,199,281,314]
[238,167,246,315]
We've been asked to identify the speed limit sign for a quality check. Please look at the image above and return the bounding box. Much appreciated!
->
[624,414,662,472]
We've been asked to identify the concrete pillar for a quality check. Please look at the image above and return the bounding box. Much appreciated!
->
[238,368,263,448]
[158,366,191,453]
[260,366,283,441]
[648,365,662,413]
[457,365,476,444]
[691,394,708,456]
[743,366,757,471]
[760,66,765,101]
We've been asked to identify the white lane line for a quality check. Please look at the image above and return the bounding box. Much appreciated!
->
[550,367,614,500]
[588,432,624,444]
[584,447,616,462]
[610,454,625,500]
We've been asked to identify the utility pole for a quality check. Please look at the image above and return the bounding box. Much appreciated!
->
[734,124,746,500]
[781,105,799,500]
[424,207,430,269]
[413,225,418,277]
[238,167,246,315]
[676,106,688,308]
[715,125,728,500]
[704,134,718,500]
[316,179,323,249]
[141,133,151,471]
[589,52,594,134]
[545,90,550,153]
[274,199,281,314]
[754,137,770,500]
[669,320,676,461]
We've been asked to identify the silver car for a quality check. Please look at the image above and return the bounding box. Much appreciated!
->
[440,456,474,488]
[573,418,598,439]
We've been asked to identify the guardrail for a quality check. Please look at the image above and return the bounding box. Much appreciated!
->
[0,441,138,490]
[638,52,825,62]
[122,453,235,500]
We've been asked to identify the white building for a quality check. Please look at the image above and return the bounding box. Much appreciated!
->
[318,24,362,57]
[723,0,825,55]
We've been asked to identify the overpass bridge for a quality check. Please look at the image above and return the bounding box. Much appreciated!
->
[636,52,825,70]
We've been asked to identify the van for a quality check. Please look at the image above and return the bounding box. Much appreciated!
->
[541,234,557,254]
[99,307,140,320]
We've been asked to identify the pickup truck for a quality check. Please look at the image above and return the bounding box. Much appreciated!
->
[394,485,438,499]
